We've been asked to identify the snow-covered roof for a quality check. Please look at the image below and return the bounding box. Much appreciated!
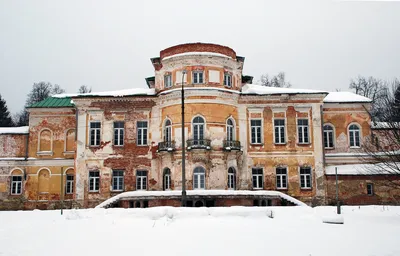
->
[162,52,233,60]
[53,88,156,98]
[325,163,399,175]
[158,87,241,95]
[323,92,372,103]
[0,126,29,135]
[241,84,328,95]
[95,190,308,208]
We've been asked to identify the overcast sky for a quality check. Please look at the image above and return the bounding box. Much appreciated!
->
[0,0,399,114]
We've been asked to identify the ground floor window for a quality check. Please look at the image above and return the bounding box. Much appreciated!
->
[252,168,263,189]
[112,170,124,191]
[136,170,147,190]
[11,176,22,195]
[228,167,236,190]
[367,183,374,195]
[300,167,312,189]
[163,168,171,190]
[276,167,287,189]
[89,171,100,192]
[66,174,74,194]
[193,167,205,189]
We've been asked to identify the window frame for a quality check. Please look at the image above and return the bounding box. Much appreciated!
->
[227,167,236,190]
[226,118,235,141]
[252,167,263,190]
[274,119,286,144]
[348,123,361,148]
[250,119,262,145]
[192,116,206,143]
[88,171,100,192]
[299,167,312,189]
[10,175,23,195]
[113,121,125,147]
[367,183,374,196]
[192,70,204,84]
[224,73,232,88]
[136,170,148,191]
[163,168,171,191]
[65,174,74,194]
[297,119,310,144]
[137,121,148,146]
[276,167,288,190]
[164,74,172,88]
[112,170,124,192]
[193,166,206,190]
[164,119,172,142]
[89,122,101,147]
[323,124,335,149]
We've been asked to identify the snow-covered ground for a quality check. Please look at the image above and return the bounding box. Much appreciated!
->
[1,206,399,256]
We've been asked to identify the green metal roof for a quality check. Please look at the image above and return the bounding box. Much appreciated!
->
[29,97,75,108]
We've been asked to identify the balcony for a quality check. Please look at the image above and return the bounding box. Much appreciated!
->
[223,140,241,151]
[187,139,211,150]
[157,141,175,152]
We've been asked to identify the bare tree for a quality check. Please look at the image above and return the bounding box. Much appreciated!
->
[78,85,92,93]
[259,72,292,88]
[361,80,400,187]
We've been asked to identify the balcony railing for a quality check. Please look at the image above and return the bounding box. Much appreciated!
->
[223,140,241,151]
[157,141,175,152]
[187,139,211,150]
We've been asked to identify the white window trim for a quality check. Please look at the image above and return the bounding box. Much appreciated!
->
[227,167,236,190]
[163,169,171,191]
[323,123,335,149]
[113,122,125,147]
[348,122,362,148]
[192,70,204,84]
[136,170,148,191]
[252,167,264,190]
[273,118,287,145]
[37,128,53,155]
[296,118,311,144]
[65,174,74,194]
[10,175,23,195]
[137,120,149,146]
[276,166,288,189]
[249,118,263,145]
[163,118,172,142]
[224,73,232,88]
[299,166,312,189]
[226,117,236,141]
[112,170,124,192]
[88,171,100,192]
[191,115,207,141]
[193,166,206,190]
[164,74,172,88]
[89,121,101,147]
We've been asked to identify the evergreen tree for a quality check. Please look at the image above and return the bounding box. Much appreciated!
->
[392,81,400,122]
[0,94,14,127]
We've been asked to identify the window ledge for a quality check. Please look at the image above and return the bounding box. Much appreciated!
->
[88,191,100,194]
[350,146,361,149]
[297,143,311,145]
[250,143,264,146]
[63,151,75,156]
[274,143,287,145]
[252,187,263,190]
[276,188,288,191]
[37,151,53,156]
[324,147,335,150]
[112,145,124,148]
[300,188,312,190]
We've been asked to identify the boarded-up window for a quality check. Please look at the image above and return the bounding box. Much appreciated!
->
[39,129,52,152]
[38,169,50,193]
[66,129,75,152]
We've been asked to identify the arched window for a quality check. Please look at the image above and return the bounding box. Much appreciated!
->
[227,167,236,190]
[192,116,205,145]
[65,168,75,194]
[323,125,334,149]
[163,168,171,191]
[10,169,23,195]
[193,166,205,190]
[164,119,172,142]
[349,124,361,147]
[39,129,52,152]
[226,118,235,141]
[65,129,75,152]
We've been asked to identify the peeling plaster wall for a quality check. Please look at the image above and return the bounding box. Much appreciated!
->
[0,134,27,158]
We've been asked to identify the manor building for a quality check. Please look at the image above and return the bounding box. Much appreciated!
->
[1,43,398,210]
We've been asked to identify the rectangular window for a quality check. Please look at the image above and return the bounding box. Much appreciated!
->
[164,74,172,88]
[274,119,286,144]
[250,119,262,144]
[300,167,312,189]
[224,73,232,87]
[112,170,124,191]
[66,175,74,194]
[114,122,124,146]
[252,168,263,189]
[136,170,147,190]
[89,122,101,146]
[276,167,287,189]
[297,119,309,144]
[89,171,100,192]
[193,71,204,84]
[367,183,374,196]
[137,121,148,146]
[11,176,22,195]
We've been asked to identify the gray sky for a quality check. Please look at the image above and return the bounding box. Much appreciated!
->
[1,0,399,114]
